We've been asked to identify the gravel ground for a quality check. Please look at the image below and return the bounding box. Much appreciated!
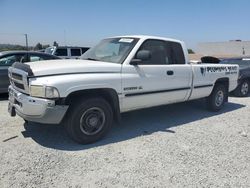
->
[0,94,249,188]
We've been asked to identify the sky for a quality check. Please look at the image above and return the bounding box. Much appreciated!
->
[0,0,249,49]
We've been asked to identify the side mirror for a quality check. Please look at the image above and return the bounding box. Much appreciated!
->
[130,50,151,65]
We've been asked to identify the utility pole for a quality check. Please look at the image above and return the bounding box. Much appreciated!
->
[24,34,28,51]
[64,30,67,46]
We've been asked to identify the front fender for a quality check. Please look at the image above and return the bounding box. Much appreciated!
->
[29,73,122,98]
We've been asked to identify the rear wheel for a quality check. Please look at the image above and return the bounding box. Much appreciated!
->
[65,97,113,144]
[233,80,249,97]
[207,84,227,111]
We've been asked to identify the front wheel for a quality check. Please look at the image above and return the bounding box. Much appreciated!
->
[206,84,227,111]
[65,97,113,144]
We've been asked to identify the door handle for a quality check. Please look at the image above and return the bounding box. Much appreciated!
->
[167,70,174,75]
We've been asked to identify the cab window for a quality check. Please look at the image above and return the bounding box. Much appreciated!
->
[81,47,89,54]
[29,55,45,62]
[55,48,67,56]
[138,40,168,65]
[137,39,185,65]
[71,49,81,56]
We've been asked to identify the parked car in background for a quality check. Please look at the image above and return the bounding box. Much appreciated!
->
[45,46,89,59]
[201,56,250,97]
[220,57,250,97]
[0,51,60,93]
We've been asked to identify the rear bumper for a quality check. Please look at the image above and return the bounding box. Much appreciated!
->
[8,86,68,124]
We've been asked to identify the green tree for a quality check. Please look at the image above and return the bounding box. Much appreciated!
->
[34,43,43,50]
[188,49,195,54]
[53,41,59,47]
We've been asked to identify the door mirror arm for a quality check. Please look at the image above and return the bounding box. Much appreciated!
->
[130,59,142,65]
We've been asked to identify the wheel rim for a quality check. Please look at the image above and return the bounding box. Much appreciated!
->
[241,82,249,95]
[79,107,106,135]
[215,90,224,107]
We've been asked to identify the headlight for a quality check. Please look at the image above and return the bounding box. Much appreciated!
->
[30,85,59,99]
[30,85,45,97]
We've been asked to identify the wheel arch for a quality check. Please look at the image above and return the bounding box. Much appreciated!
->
[215,77,229,88]
[214,77,229,101]
[64,88,121,124]
[239,76,250,83]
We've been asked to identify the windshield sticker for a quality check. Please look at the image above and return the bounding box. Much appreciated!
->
[119,38,134,43]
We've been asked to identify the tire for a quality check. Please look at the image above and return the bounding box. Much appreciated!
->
[65,97,113,144]
[206,84,227,111]
[233,80,249,97]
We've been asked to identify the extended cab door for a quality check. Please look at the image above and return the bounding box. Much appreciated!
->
[121,39,192,112]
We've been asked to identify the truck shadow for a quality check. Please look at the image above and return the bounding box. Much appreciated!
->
[22,99,245,151]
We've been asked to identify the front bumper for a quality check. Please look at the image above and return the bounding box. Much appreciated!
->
[8,86,68,124]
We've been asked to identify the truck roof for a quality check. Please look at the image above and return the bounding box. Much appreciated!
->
[108,35,184,44]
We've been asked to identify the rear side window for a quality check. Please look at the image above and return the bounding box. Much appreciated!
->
[71,49,81,56]
[29,54,52,62]
[55,48,67,56]
[168,42,185,64]
[30,55,43,62]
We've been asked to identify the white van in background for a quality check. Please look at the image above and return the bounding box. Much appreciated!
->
[45,46,89,59]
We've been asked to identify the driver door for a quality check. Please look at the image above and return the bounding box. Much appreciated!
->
[121,39,192,112]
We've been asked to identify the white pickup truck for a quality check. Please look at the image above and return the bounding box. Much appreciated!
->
[8,35,239,144]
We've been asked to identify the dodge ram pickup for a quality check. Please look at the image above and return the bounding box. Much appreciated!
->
[8,35,239,144]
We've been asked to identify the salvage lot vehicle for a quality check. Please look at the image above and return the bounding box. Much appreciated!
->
[0,51,60,93]
[45,46,89,59]
[220,58,250,97]
[201,56,250,97]
[8,35,239,144]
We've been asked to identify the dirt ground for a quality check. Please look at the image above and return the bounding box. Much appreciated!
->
[0,94,249,188]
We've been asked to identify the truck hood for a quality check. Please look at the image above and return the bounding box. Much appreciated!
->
[26,59,122,77]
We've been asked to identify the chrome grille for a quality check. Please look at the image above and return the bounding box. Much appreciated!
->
[11,72,23,80]
[13,82,25,90]
[8,67,29,94]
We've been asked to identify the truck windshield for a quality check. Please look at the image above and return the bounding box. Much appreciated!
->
[80,37,138,64]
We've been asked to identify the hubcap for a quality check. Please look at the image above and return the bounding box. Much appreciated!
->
[79,107,105,135]
[215,90,224,107]
[241,82,249,95]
